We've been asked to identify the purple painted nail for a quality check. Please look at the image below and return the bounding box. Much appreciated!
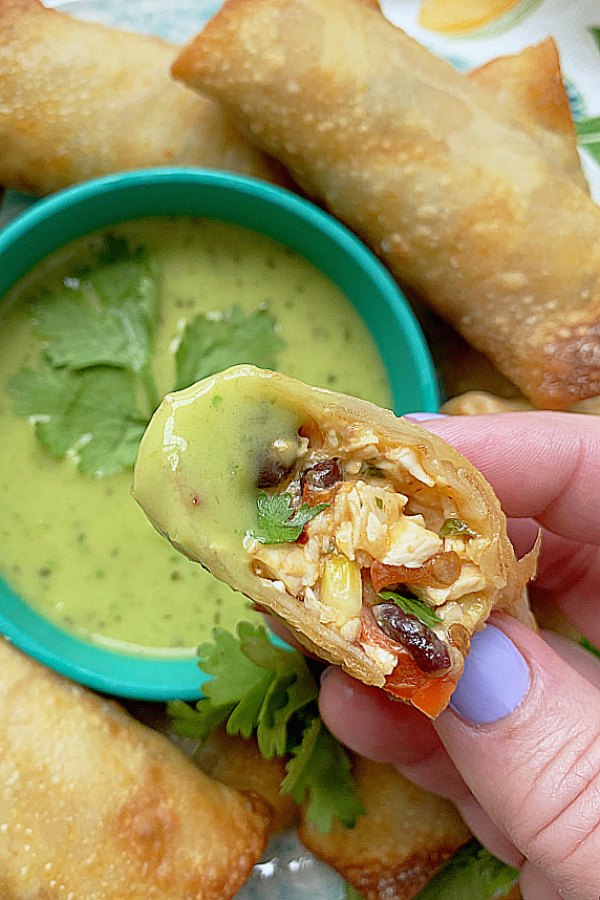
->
[450,625,530,725]
[404,412,448,421]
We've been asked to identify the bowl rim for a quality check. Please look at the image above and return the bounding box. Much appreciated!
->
[0,167,439,699]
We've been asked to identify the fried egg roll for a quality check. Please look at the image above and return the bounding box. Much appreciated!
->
[173,0,600,409]
[0,0,284,195]
[133,367,536,718]
[195,728,298,834]
[300,755,470,899]
[0,637,270,899]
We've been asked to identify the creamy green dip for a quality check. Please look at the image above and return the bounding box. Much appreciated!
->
[0,217,391,655]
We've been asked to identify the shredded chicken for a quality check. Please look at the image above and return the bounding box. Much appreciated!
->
[248,423,490,679]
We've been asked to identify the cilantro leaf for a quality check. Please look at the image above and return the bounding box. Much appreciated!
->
[251,491,328,543]
[8,365,147,476]
[30,236,160,378]
[575,116,600,166]
[416,841,518,899]
[90,234,159,318]
[281,718,364,833]
[175,305,284,390]
[379,590,442,628]
[197,622,318,757]
[580,636,600,660]
[168,622,363,831]
[167,698,233,741]
[439,517,478,538]
[32,290,153,374]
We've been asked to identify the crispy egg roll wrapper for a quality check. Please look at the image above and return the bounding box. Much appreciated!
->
[0,638,270,899]
[173,0,600,409]
[195,728,298,834]
[133,366,536,718]
[409,40,588,406]
[300,755,470,899]
[441,390,600,416]
[0,0,286,195]
[469,39,588,194]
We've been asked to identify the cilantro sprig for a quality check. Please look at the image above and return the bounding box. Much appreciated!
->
[282,717,364,832]
[31,235,160,410]
[8,365,147,477]
[415,840,519,899]
[168,622,364,832]
[175,305,283,390]
[251,491,329,544]
[379,590,442,629]
[9,237,285,478]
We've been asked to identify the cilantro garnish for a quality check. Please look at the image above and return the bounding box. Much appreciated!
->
[379,590,442,629]
[8,365,147,477]
[282,717,364,832]
[175,305,284,390]
[251,491,328,544]
[580,636,600,660]
[344,885,365,900]
[168,622,364,832]
[439,518,478,539]
[31,239,160,409]
[415,840,519,899]
[10,236,285,477]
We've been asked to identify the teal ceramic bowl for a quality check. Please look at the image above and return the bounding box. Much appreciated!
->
[0,168,439,699]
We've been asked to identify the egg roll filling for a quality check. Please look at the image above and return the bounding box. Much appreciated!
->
[244,418,492,703]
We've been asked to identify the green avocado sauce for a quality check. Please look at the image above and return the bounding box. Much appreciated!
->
[0,216,391,655]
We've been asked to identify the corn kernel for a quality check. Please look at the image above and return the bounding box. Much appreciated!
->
[320,554,362,623]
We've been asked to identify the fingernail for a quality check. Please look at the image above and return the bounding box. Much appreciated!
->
[320,665,336,686]
[404,412,448,421]
[450,625,530,725]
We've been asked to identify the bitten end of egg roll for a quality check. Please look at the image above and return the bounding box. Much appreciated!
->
[133,367,538,719]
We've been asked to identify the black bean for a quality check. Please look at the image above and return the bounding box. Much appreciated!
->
[372,602,451,674]
[301,458,342,492]
[257,456,296,489]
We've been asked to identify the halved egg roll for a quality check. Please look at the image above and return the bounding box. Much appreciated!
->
[0,0,284,195]
[133,366,536,718]
[172,0,600,409]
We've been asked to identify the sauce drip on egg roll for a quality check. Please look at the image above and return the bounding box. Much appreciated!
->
[172,0,600,409]
[133,367,537,718]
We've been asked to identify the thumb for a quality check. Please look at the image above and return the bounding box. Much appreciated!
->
[436,614,600,900]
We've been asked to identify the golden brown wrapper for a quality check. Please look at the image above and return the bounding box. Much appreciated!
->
[401,38,590,406]
[469,39,588,193]
[195,728,298,834]
[172,0,600,409]
[441,391,534,416]
[133,367,537,717]
[300,755,470,900]
[0,637,270,899]
[0,0,286,195]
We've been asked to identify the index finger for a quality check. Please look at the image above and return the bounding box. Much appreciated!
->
[419,412,600,545]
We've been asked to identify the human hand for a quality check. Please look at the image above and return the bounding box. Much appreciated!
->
[319,412,600,900]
